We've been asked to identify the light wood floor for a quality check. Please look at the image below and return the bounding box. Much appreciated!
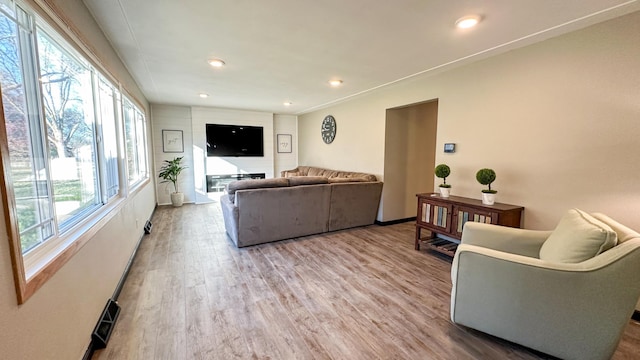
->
[93,203,640,360]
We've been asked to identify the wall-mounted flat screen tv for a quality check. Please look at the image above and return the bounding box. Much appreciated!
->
[206,124,264,157]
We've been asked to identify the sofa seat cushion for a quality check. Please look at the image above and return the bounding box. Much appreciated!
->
[287,176,329,186]
[226,177,289,194]
[539,208,618,263]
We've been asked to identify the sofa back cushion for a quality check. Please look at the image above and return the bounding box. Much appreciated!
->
[287,176,329,186]
[292,166,377,181]
[226,178,289,194]
[591,212,640,243]
[332,172,377,181]
[327,177,369,183]
[281,170,301,177]
[539,208,618,263]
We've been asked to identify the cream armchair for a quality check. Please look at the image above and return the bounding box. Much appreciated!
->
[450,211,640,360]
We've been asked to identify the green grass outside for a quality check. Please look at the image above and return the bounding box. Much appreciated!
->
[13,177,84,253]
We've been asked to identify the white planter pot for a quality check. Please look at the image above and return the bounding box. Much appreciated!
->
[170,192,184,207]
[482,193,496,205]
[439,187,450,198]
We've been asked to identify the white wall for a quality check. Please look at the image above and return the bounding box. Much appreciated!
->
[298,11,640,231]
[298,100,386,178]
[151,105,195,205]
[190,107,272,203]
[151,106,299,204]
[274,114,298,176]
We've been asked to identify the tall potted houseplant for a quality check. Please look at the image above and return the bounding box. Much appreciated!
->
[434,164,451,197]
[159,156,187,207]
[476,168,497,205]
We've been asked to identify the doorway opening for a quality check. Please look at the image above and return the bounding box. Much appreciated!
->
[381,99,438,222]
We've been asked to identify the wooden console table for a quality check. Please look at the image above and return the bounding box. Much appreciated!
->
[415,193,524,257]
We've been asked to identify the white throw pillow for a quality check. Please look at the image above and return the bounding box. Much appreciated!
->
[539,208,617,263]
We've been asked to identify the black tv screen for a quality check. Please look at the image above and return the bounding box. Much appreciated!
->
[206,124,264,157]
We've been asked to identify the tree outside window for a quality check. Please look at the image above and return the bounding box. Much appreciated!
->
[36,30,100,229]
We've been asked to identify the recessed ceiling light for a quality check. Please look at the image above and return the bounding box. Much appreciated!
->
[284,101,292,106]
[329,79,343,87]
[207,58,225,67]
[199,93,209,98]
[455,15,481,29]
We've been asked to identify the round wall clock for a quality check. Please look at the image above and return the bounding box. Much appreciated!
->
[321,115,337,144]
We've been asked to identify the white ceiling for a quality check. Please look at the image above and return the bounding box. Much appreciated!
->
[82,0,640,115]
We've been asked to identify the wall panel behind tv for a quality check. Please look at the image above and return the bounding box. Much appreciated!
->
[191,107,275,203]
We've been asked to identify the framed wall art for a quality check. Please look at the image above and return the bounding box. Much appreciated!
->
[277,134,292,153]
[162,130,184,153]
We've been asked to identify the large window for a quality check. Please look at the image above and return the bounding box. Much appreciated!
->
[37,29,101,231]
[123,97,147,186]
[0,0,149,303]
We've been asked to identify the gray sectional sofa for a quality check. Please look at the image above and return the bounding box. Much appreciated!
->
[220,166,383,247]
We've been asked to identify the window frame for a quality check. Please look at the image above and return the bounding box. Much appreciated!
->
[35,22,103,233]
[0,0,150,304]
[122,96,148,189]
[96,76,122,202]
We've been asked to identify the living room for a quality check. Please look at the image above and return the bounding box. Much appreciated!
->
[149,5,640,231]
[0,0,639,359]
[145,7,640,232]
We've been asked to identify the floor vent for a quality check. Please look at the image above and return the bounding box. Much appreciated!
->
[91,299,120,349]
[144,220,153,234]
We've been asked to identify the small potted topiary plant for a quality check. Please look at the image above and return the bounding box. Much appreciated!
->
[476,168,497,205]
[159,156,187,207]
[434,164,451,198]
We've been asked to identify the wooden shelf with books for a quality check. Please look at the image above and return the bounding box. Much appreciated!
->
[415,193,524,257]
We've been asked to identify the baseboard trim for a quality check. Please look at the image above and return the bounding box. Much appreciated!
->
[633,310,640,322]
[375,217,416,226]
[83,207,156,360]
[111,221,148,300]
